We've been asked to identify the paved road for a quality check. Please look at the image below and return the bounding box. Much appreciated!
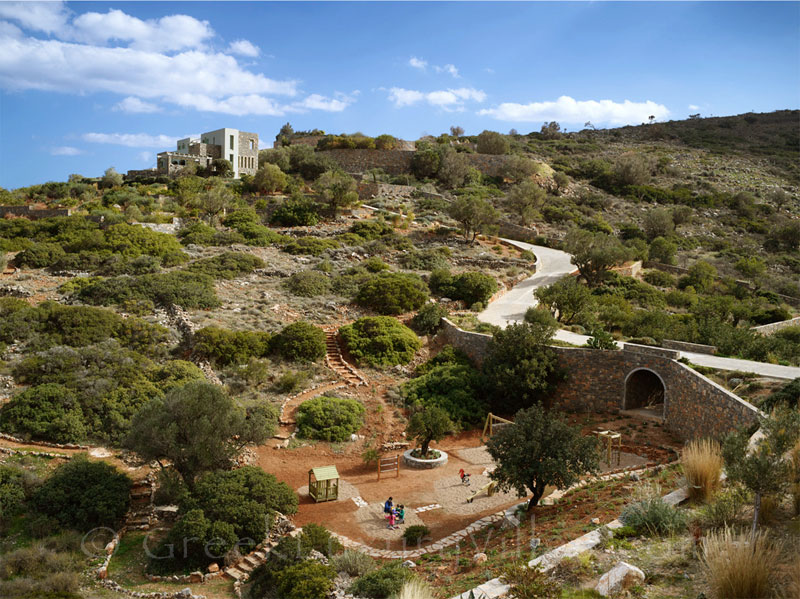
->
[478,239,800,380]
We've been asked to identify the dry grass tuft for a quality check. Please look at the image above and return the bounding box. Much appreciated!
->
[788,557,800,599]
[393,578,436,599]
[701,527,780,599]
[682,438,723,503]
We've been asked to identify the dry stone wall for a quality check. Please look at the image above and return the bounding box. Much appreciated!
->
[437,319,760,440]
[0,205,72,219]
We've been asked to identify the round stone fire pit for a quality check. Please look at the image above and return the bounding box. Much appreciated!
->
[403,449,449,469]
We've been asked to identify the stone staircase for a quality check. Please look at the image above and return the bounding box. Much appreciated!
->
[223,547,269,582]
[324,330,366,387]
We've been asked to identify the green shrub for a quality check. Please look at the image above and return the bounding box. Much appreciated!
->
[178,222,218,245]
[276,561,336,599]
[185,251,264,279]
[283,236,339,256]
[399,248,450,271]
[0,384,86,444]
[272,321,326,362]
[642,269,676,288]
[16,242,66,268]
[0,465,26,522]
[272,370,310,394]
[31,455,131,531]
[332,549,375,576]
[75,271,220,309]
[402,525,431,545]
[348,563,414,599]
[297,396,365,442]
[270,197,320,227]
[361,256,391,272]
[284,270,331,297]
[696,487,745,529]
[349,219,393,241]
[410,303,449,335]
[401,361,486,427]
[339,317,421,367]
[296,523,343,557]
[192,326,272,366]
[235,222,289,246]
[355,272,429,315]
[429,269,497,305]
[222,208,259,228]
[620,497,687,536]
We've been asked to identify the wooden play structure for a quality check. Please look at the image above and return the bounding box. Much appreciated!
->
[377,454,400,481]
[308,465,340,502]
[481,412,514,442]
[592,429,622,466]
[466,480,498,503]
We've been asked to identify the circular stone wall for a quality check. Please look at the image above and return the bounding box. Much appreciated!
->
[403,449,448,469]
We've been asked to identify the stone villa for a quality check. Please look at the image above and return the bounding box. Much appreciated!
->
[155,127,259,179]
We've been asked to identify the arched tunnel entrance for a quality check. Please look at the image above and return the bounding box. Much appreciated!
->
[624,369,665,418]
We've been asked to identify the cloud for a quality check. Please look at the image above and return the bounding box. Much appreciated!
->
[434,64,459,78]
[688,104,700,111]
[388,87,486,111]
[114,97,161,114]
[0,5,354,117]
[82,133,179,147]
[138,151,153,163]
[0,1,69,34]
[228,39,260,57]
[68,9,214,52]
[479,95,670,125]
[409,57,427,70]
[51,146,82,156]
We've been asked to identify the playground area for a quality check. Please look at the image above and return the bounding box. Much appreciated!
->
[255,413,678,550]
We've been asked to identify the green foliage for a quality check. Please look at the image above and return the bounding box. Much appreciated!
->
[410,302,449,335]
[125,382,278,484]
[193,326,272,366]
[355,272,429,315]
[316,170,359,215]
[642,269,676,287]
[15,242,66,268]
[406,406,455,457]
[505,181,545,226]
[185,251,264,279]
[348,563,414,599]
[295,523,343,557]
[178,221,240,246]
[399,248,451,271]
[487,404,599,509]
[401,359,486,427]
[0,465,26,523]
[0,384,86,444]
[523,307,559,330]
[428,269,497,305]
[565,229,631,287]
[585,329,618,350]
[253,163,288,193]
[476,130,510,154]
[276,561,336,599]
[648,237,677,265]
[482,321,560,414]
[283,236,340,256]
[271,196,320,226]
[448,194,499,242]
[31,455,131,531]
[402,525,431,545]
[501,560,561,599]
[74,271,220,309]
[339,317,421,367]
[284,270,331,297]
[759,377,799,411]
[534,277,594,325]
[297,396,366,441]
[349,219,394,241]
[272,321,326,362]
[620,497,688,536]
[332,550,375,576]
[679,260,717,293]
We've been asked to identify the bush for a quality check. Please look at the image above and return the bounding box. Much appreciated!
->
[696,487,745,529]
[620,497,687,536]
[333,549,375,577]
[270,197,320,227]
[401,361,486,427]
[355,272,429,315]
[398,248,450,271]
[0,465,26,522]
[284,270,331,297]
[349,219,393,241]
[348,563,414,599]
[682,439,723,503]
[31,455,131,531]
[0,384,86,444]
[16,242,66,268]
[185,251,264,279]
[276,561,336,599]
[282,236,339,256]
[410,303,449,335]
[701,527,780,599]
[272,321,326,362]
[296,522,343,557]
[394,579,435,599]
[428,270,497,305]
[193,326,272,366]
[75,271,220,309]
[642,269,676,288]
[236,223,288,246]
[339,317,421,367]
[500,560,561,599]
[296,396,365,442]
[402,524,431,545]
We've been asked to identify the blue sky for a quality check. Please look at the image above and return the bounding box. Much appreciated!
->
[1,1,798,189]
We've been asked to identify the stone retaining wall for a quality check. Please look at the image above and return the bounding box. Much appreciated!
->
[751,316,800,335]
[436,320,761,440]
[662,339,718,355]
[0,205,72,219]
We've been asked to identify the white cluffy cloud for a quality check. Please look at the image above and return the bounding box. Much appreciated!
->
[388,87,485,111]
[115,97,161,114]
[228,39,260,57]
[51,146,82,156]
[479,95,670,126]
[82,133,179,148]
[688,104,700,111]
[408,56,460,78]
[0,2,356,117]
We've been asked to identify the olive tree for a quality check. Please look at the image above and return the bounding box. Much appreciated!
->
[448,194,498,242]
[564,229,631,287]
[476,130,510,155]
[316,170,358,216]
[406,406,454,458]
[505,181,545,226]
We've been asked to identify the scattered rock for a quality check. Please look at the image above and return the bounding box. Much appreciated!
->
[595,561,646,597]
[189,571,203,583]
[207,563,219,573]
[402,560,416,568]
[591,517,601,525]
[473,552,488,565]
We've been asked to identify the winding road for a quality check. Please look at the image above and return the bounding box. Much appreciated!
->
[478,239,800,380]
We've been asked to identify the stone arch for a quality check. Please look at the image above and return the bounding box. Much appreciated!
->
[624,368,666,416]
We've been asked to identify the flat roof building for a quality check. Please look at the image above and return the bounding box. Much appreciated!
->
[156,128,258,179]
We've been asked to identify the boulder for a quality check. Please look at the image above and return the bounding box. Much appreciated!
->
[189,571,203,583]
[473,552,488,565]
[591,517,601,525]
[595,562,645,596]
[207,563,220,573]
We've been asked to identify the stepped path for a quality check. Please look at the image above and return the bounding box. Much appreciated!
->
[479,239,800,380]
[273,328,368,443]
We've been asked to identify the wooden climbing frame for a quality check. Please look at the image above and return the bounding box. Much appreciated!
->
[481,412,514,443]
[377,454,400,481]
[592,429,622,466]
